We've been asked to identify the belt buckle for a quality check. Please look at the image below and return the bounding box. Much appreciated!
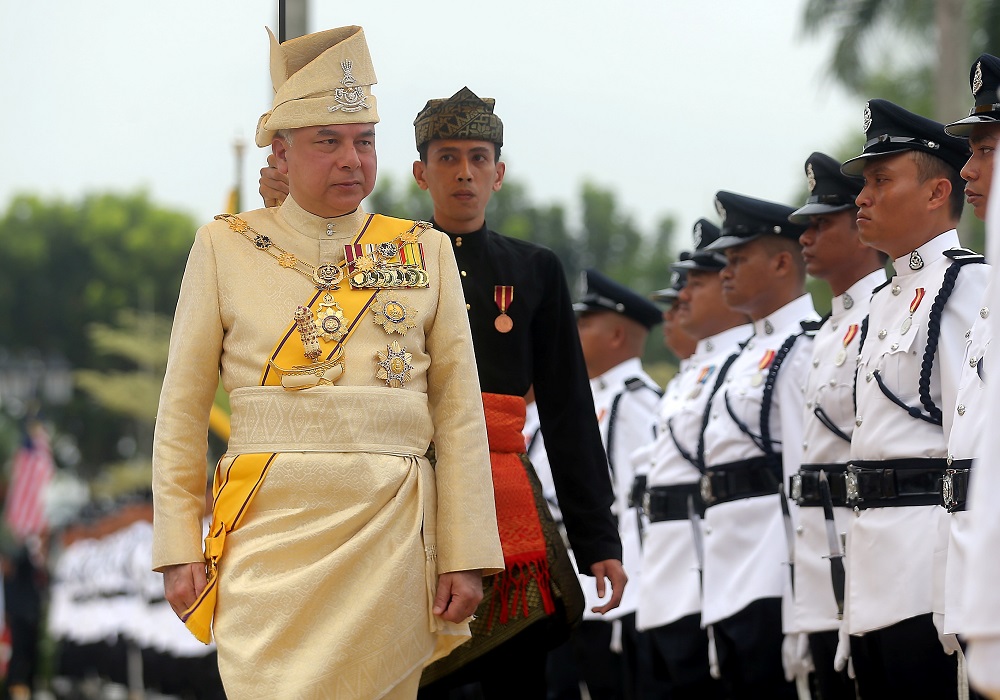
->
[641,490,651,514]
[700,474,715,505]
[845,470,860,506]
[790,473,803,503]
[942,468,964,512]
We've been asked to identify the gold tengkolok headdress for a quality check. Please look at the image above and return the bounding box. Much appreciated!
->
[255,25,379,147]
[413,87,504,151]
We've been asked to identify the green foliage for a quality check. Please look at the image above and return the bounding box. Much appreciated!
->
[367,174,682,367]
[0,192,195,475]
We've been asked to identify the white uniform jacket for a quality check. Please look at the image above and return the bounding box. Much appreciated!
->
[638,324,752,631]
[848,229,990,635]
[794,270,886,634]
[701,295,818,626]
[942,278,993,636]
[575,358,661,620]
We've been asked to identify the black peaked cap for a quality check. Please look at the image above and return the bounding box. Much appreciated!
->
[574,269,663,328]
[790,152,863,223]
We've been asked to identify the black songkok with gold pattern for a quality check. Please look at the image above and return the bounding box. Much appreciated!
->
[413,87,504,150]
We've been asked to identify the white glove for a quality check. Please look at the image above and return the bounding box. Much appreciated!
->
[782,632,814,682]
[834,622,852,675]
[933,612,961,655]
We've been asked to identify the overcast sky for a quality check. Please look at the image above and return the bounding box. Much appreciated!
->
[1,0,865,262]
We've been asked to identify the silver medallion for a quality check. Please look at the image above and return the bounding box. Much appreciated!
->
[750,372,764,387]
[901,316,912,335]
[834,348,847,367]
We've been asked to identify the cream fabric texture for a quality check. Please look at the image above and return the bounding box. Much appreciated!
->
[152,197,502,698]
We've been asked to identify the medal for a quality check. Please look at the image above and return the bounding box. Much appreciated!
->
[900,288,925,335]
[688,364,715,400]
[375,341,414,388]
[836,324,859,368]
[371,291,416,335]
[752,349,776,387]
[316,294,348,343]
[494,286,514,333]
[750,372,764,387]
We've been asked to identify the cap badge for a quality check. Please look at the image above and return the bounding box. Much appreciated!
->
[974,61,984,96]
[863,103,873,133]
[909,250,924,271]
[843,293,854,310]
[693,223,703,249]
[806,163,817,193]
[715,198,727,223]
[329,60,370,114]
[670,271,680,286]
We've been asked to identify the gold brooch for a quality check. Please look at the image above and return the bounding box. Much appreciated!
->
[278,253,297,268]
[316,294,348,343]
[375,341,413,388]
[354,256,376,272]
[371,292,416,335]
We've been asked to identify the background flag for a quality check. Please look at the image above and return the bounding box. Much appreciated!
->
[3,423,55,540]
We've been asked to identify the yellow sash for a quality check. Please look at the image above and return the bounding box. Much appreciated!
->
[260,213,422,386]
[182,212,425,643]
[182,452,277,643]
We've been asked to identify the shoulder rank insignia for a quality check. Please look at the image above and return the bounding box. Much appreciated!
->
[944,248,986,265]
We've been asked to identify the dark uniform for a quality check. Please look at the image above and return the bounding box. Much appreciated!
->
[414,89,621,699]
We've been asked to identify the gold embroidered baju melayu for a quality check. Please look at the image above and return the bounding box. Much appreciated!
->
[152,197,502,699]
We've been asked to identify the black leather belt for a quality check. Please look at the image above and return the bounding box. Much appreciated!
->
[791,463,849,507]
[846,458,960,509]
[701,456,782,507]
[941,458,973,513]
[643,483,705,521]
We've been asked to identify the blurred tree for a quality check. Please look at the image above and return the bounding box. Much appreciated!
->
[0,192,194,475]
[800,0,1000,120]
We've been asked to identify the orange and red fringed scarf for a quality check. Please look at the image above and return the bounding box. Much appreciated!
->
[481,393,556,629]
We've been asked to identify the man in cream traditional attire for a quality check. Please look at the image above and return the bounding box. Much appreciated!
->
[152,26,503,700]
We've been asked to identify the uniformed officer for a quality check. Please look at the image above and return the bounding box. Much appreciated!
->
[698,191,817,698]
[839,98,986,699]
[787,152,885,700]
[940,54,1000,693]
[637,219,749,700]
[651,260,699,365]
[569,268,663,699]
[964,143,1000,700]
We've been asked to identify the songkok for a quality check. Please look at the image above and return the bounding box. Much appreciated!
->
[841,99,969,176]
[574,269,662,329]
[789,152,862,223]
[413,87,504,151]
[255,25,379,148]
[704,191,805,252]
[945,54,1000,137]
[672,219,726,271]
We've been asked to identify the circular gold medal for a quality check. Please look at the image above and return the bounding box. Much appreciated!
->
[495,313,513,333]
